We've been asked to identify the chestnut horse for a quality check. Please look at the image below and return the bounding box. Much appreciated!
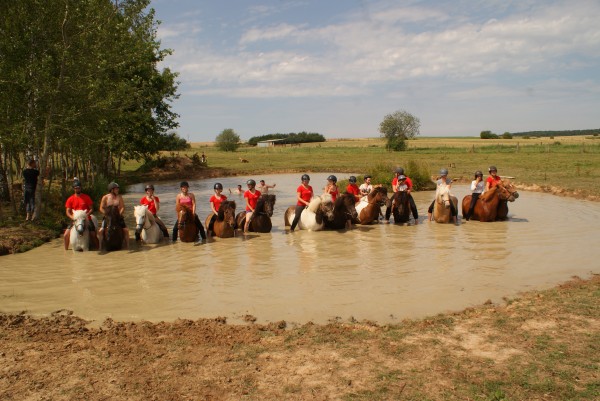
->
[236,194,276,233]
[205,201,236,238]
[176,203,198,242]
[432,185,458,224]
[102,205,124,251]
[324,193,358,230]
[386,190,411,224]
[463,180,519,221]
[355,186,389,224]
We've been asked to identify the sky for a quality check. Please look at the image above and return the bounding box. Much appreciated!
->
[151,0,600,142]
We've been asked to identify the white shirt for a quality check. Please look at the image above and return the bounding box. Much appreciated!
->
[471,180,485,194]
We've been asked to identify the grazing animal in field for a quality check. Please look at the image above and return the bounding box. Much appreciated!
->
[239,157,249,163]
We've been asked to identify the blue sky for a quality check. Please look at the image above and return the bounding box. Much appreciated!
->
[152,0,600,142]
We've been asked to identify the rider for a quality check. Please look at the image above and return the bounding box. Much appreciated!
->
[485,165,502,191]
[64,179,98,250]
[290,174,313,231]
[427,168,457,223]
[324,175,339,202]
[346,176,361,202]
[359,175,373,197]
[207,182,228,236]
[243,179,261,233]
[388,167,419,224]
[464,171,484,221]
[139,184,169,239]
[99,182,129,249]
[172,181,206,242]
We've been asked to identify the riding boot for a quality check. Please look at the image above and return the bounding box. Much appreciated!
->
[135,231,141,241]
[172,223,178,242]
[195,215,207,240]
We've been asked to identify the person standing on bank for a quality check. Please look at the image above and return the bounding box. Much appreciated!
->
[23,159,40,221]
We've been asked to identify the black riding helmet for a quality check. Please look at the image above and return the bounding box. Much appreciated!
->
[488,166,497,172]
[107,182,119,191]
[327,175,337,183]
[145,184,154,191]
[398,175,407,181]
[301,174,310,181]
[348,176,357,183]
[439,168,449,176]
[73,180,82,188]
[180,181,189,188]
[214,182,223,190]
[474,170,483,178]
[246,179,256,186]
[395,167,405,175]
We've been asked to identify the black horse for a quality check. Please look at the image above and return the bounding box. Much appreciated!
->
[102,205,124,251]
[386,190,418,224]
[236,194,276,233]
[324,193,358,230]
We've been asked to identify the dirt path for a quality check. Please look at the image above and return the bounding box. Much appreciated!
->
[1,275,598,400]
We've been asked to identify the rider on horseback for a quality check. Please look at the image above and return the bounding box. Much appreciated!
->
[324,175,339,202]
[485,166,502,191]
[243,179,261,233]
[99,182,129,249]
[464,171,485,221]
[173,181,206,242]
[428,168,457,223]
[208,182,228,236]
[387,167,419,224]
[64,179,99,250]
[139,184,169,238]
[290,174,313,231]
[345,176,361,202]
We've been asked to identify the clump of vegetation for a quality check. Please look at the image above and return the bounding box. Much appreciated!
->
[379,110,421,151]
[215,129,241,152]
[480,130,499,139]
[247,132,326,146]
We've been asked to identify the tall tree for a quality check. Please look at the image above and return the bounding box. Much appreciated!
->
[379,110,421,151]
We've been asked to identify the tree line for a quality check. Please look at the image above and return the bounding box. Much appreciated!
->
[0,0,182,218]
[247,132,326,146]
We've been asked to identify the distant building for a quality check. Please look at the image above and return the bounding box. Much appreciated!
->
[257,139,286,147]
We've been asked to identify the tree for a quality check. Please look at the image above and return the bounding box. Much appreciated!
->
[215,129,240,151]
[379,110,420,151]
[480,130,499,139]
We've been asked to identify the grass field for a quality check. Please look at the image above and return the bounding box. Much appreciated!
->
[137,135,600,198]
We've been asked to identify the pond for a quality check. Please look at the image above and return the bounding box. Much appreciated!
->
[1,173,598,325]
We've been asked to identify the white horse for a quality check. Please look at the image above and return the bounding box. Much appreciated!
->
[69,210,91,252]
[284,194,334,231]
[134,205,163,244]
[433,185,458,224]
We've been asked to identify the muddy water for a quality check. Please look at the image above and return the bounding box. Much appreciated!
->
[1,173,599,325]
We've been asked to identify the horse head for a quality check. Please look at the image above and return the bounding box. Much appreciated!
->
[134,205,149,235]
[72,210,88,236]
[257,194,276,217]
[338,193,358,221]
[500,180,519,201]
[219,201,236,228]
[318,194,335,221]
[104,205,122,243]
[176,204,192,230]
[435,185,452,209]
[368,186,389,205]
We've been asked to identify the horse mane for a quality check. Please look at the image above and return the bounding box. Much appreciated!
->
[105,204,120,217]
[368,186,387,200]
[176,203,192,213]
[134,205,147,218]
[336,192,354,207]
[217,200,236,220]
[307,196,323,213]
[73,209,87,220]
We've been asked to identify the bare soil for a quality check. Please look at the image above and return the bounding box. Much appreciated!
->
[1,275,598,400]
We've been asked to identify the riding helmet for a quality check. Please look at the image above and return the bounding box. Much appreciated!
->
[180,181,189,188]
[72,180,82,188]
[439,168,449,176]
[395,167,405,175]
[349,176,357,183]
[246,179,256,186]
[214,183,223,190]
[301,174,310,181]
[474,170,483,178]
[398,175,407,181]
[107,182,119,191]
[364,175,371,180]
[145,184,154,191]
[488,165,497,172]
[327,175,337,183]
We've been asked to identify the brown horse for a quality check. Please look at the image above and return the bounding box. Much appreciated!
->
[355,186,388,224]
[102,205,124,251]
[176,203,198,242]
[236,194,276,233]
[324,193,358,230]
[386,190,412,224]
[461,182,516,222]
[496,180,519,220]
[205,201,236,238]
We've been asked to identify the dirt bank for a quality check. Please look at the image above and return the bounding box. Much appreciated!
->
[0,224,59,256]
[1,275,598,400]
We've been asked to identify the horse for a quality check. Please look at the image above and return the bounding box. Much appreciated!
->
[206,200,236,238]
[102,205,124,251]
[134,205,163,243]
[284,194,334,231]
[324,193,358,230]
[355,186,389,224]
[235,194,276,233]
[496,180,519,220]
[176,203,198,242]
[69,210,90,252]
[386,189,412,224]
[432,185,458,224]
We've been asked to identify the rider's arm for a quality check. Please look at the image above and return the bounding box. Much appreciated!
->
[210,200,218,215]
[154,197,160,214]
[99,195,106,214]
[297,191,309,207]
[190,193,197,215]
[66,208,74,220]
[118,196,125,216]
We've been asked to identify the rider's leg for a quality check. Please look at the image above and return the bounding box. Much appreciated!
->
[122,227,129,249]
[244,211,254,233]
[154,216,169,237]
[64,229,70,250]
[195,214,207,240]
[172,222,178,242]
[290,205,304,231]
[427,200,434,221]
[409,195,419,223]
[465,193,479,220]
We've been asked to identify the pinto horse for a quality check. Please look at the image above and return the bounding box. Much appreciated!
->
[432,185,458,224]
[236,194,276,233]
[176,203,198,242]
[355,186,388,224]
[102,205,124,251]
[386,190,412,224]
[284,194,334,231]
[463,180,519,221]
[324,193,358,230]
[134,205,163,244]
[206,200,236,238]
[69,210,90,252]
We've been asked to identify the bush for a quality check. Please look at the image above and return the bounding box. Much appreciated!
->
[502,132,513,139]
[215,129,240,152]
[358,161,434,192]
[480,130,499,139]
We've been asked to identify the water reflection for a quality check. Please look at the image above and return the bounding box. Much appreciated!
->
[0,174,599,324]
